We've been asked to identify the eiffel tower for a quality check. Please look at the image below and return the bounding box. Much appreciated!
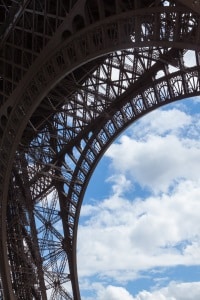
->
[0,0,200,299]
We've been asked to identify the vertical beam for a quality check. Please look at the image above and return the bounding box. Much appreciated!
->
[0,237,15,299]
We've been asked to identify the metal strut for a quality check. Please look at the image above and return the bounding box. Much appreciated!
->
[1,0,200,299]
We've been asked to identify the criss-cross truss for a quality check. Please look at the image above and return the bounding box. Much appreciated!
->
[1,0,200,299]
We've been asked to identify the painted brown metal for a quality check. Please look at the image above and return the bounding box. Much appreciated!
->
[0,0,200,299]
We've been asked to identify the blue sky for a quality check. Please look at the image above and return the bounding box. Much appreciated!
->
[76,97,200,299]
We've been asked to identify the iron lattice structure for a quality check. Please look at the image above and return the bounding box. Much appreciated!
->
[1,0,200,299]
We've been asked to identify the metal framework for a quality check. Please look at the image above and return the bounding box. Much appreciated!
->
[1,0,200,299]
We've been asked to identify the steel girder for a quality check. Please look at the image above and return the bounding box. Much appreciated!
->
[1,0,200,299]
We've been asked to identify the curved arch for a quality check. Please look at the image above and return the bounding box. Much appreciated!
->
[1,3,200,299]
[65,67,200,298]
[17,56,200,298]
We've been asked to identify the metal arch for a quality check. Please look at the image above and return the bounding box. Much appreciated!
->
[11,47,200,299]
[60,57,200,299]
[1,1,200,299]
[70,63,200,241]
[1,18,200,300]
[1,4,200,174]
[1,3,199,112]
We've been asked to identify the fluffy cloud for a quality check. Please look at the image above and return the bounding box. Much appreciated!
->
[129,108,192,137]
[135,281,200,300]
[78,105,200,297]
[97,285,134,300]
[105,108,200,193]
[78,179,200,280]
[84,281,200,300]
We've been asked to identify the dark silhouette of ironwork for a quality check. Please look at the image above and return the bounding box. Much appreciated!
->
[0,0,200,299]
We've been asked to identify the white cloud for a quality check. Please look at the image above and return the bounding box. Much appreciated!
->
[106,174,132,196]
[78,179,200,281]
[105,108,200,193]
[106,134,200,193]
[97,285,134,300]
[129,108,192,137]
[78,105,200,297]
[83,281,200,300]
[134,281,200,300]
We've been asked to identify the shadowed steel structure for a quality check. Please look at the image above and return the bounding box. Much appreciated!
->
[0,0,200,299]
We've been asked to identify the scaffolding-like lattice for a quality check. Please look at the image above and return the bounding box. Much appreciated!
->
[1,0,200,299]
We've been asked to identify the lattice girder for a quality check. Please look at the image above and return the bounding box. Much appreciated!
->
[1,1,200,299]
[11,48,200,299]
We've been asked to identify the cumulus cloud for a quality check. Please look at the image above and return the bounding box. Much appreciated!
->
[97,281,200,300]
[129,108,192,137]
[105,108,200,193]
[78,104,200,297]
[106,174,132,196]
[97,285,134,300]
[78,178,200,282]
[134,281,200,300]
[83,281,200,300]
